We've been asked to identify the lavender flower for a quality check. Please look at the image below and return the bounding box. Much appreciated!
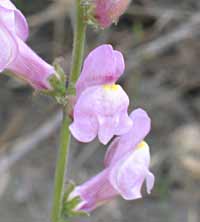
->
[69,109,155,212]
[93,0,131,28]
[69,45,133,145]
[0,0,54,89]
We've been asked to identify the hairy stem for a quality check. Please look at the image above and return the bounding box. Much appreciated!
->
[70,0,87,87]
[51,1,86,221]
[51,109,71,222]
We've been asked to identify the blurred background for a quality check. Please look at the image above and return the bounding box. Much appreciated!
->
[0,0,200,221]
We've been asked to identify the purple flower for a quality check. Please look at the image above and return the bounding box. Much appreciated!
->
[76,44,125,98]
[0,0,54,90]
[69,45,133,145]
[69,109,155,212]
[93,0,131,28]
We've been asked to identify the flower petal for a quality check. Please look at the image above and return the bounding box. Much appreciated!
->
[14,9,29,41]
[94,0,131,28]
[69,87,99,143]
[0,22,18,71]
[76,45,125,97]
[70,84,132,144]
[69,114,98,143]
[115,111,133,135]
[0,0,17,10]
[104,137,120,167]
[71,170,117,212]
[114,50,125,78]
[7,38,54,90]
[0,0,29,40]
[97,116,118,145]
[98,112,132,145]
[146,172,155,194]
[109,142,154,200]
[105,108,151,165]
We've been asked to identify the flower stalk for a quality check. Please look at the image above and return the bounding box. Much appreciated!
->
[51,0,87,221]
[51,109,71,222]
[70,0,87,89]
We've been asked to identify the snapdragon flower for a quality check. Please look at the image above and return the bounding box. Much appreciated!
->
[69,109,155,212]
[93,0,131,28]
[69,45,133,145]
[0,0,54,90]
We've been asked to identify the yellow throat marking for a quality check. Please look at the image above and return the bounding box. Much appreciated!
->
[137,141,148,150]
[103,84,119,91]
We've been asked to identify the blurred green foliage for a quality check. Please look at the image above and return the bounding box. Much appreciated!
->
[132,22,144,43]
[154,175,171,200]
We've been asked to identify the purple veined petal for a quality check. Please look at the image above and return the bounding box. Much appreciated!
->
[0,22,18,72]
[109,141,154,200]
[70,170,118,212]
[76,44,125,97]
[0,0,29,41]
[106,108,151,165]
[7,37,54,90]
[70,84,132,144]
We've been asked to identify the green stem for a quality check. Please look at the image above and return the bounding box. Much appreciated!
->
[70,0,87,87]
[51,1,86,222]
[51,109,71,222]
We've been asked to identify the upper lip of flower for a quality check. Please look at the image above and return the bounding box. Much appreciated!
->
[75,44,125,97]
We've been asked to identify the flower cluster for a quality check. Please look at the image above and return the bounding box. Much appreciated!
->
[68,45,155,213]
[0,0,54,90]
